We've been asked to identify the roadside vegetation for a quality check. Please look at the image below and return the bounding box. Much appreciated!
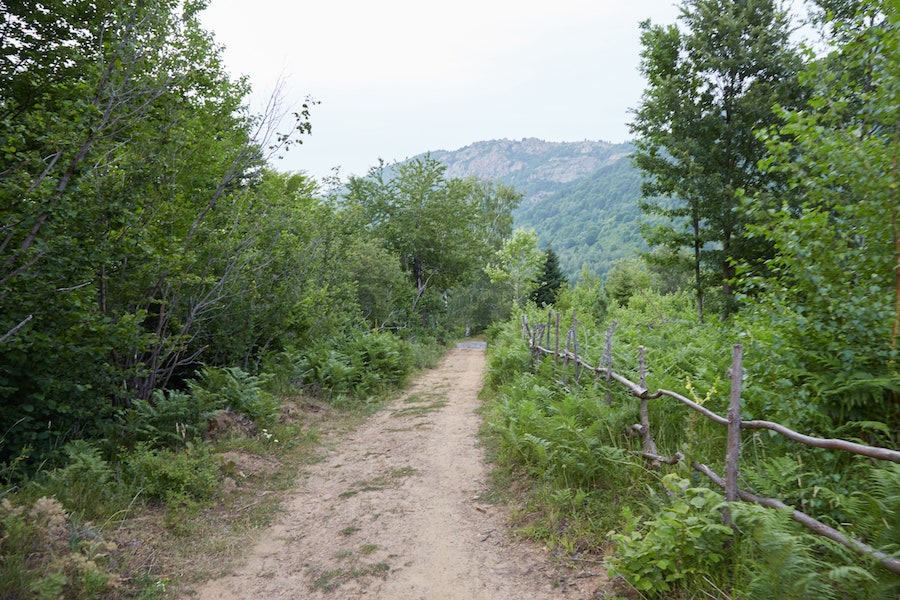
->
[2,0,897,598]
[481,1,900,598]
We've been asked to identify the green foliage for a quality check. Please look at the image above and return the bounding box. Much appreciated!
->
[189,366,277,424]
[484,321,534,391]
[738,1,900,431]
[609,476,734,595]
[0,496,118,599]
[632,0,804,317]
[116,389,208,449]
[485,228,543,308]
[552,266,607,330]
[604,258,654,307]
[530,245,567,307]
[490,375,639,489]
[345,156,520,331]
[0,1,334,470]
[25,441,121,522]
[124,443,221,504]
[296,331,416,404]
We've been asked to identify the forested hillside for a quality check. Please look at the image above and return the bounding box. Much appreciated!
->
[422,139,645,278]
[514,157,646,276]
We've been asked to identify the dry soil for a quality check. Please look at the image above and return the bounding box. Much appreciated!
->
[181,345,604,599]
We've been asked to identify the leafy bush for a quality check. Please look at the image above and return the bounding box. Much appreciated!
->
[189,366,278,424]
[25,441,123,522]
[123,444,221,504]
[608,476,734,595]
[295,331,417,404]
[115,389,208,449]
[484,320,533,391]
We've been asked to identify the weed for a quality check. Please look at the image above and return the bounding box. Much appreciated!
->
[308,562,390,592]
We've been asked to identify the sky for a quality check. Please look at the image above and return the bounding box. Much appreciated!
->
[199,0,681,181]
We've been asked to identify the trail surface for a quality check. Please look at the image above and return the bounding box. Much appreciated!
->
[183,345,601,599]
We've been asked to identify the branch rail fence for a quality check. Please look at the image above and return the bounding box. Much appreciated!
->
[521,310,900,574]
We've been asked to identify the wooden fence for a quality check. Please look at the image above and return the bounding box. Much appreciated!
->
[522,311,900,574]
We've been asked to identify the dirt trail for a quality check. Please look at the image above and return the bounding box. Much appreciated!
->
[182,345,602,599]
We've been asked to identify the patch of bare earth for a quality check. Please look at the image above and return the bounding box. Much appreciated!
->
[179,346,605,599]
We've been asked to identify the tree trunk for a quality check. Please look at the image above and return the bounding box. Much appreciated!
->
[693,213,703,323]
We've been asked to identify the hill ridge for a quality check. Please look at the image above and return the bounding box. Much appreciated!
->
[413,138,646,278]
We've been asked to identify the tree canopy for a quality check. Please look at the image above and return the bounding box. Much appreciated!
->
[631,0,804,319]
[344,156,520,329]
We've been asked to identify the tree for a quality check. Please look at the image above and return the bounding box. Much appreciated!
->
[485,229,543,308]
[530,245,567,307]
[605,258,653,307]
[0,0,311,463]
[631,0,804,320]
[739,1,900,429]
[344,156,519,329]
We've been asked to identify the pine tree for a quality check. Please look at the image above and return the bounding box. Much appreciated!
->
[531,246,567,307]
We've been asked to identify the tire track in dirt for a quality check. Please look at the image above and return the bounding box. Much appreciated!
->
[182,346,602,599]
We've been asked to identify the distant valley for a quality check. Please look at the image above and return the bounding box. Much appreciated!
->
[420,138,647,278]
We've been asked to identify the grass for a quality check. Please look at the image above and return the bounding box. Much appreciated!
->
[308,562,391,593]
[390,400,448,418]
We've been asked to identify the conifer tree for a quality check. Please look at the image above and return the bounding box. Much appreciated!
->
[531,246,567,307]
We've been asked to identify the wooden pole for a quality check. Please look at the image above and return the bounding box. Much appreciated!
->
[554,312,560,370]
[603,322,616,406]
[639,346,660,467]
[546,309,552,348]
[572,311,581,382]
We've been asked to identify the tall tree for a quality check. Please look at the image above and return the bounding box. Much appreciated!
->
[630,0,804,320]
[740,0,899,429]
[530,245,567,307]
[485,228,543,308]
[344,156,519,329]
[0,0,310,461]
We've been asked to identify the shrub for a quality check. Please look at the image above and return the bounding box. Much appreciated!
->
[188,366,278,424]
[26,441,123,522]
[0,496,118,599]
[295,331,417,404]
[123,444,221,504]
[608,476,734,596]
[115,389,207,449]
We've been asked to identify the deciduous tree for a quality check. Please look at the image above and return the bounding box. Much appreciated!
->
[631,0,804,320]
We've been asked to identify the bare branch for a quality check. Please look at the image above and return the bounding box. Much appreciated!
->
[692,461,900,575]
[0,314,33,344]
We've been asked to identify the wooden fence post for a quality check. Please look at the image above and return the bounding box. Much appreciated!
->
[572,311,582,382]
[554,312,560,370]
[546,310,552,348]
[639,346,660,467]
[603,321,616,406]
[724,344,743,525]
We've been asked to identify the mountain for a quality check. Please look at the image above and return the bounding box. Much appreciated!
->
[421,138,647,278]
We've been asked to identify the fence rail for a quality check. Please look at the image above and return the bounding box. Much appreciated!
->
[522,312,900,574]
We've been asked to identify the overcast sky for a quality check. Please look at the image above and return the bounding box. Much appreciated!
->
[200,0,681,181]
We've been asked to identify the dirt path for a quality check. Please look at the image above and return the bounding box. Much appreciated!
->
[181,345,602,599]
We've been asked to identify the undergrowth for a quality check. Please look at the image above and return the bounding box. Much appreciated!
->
[482,295,900,599]
[0,331,442,598]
